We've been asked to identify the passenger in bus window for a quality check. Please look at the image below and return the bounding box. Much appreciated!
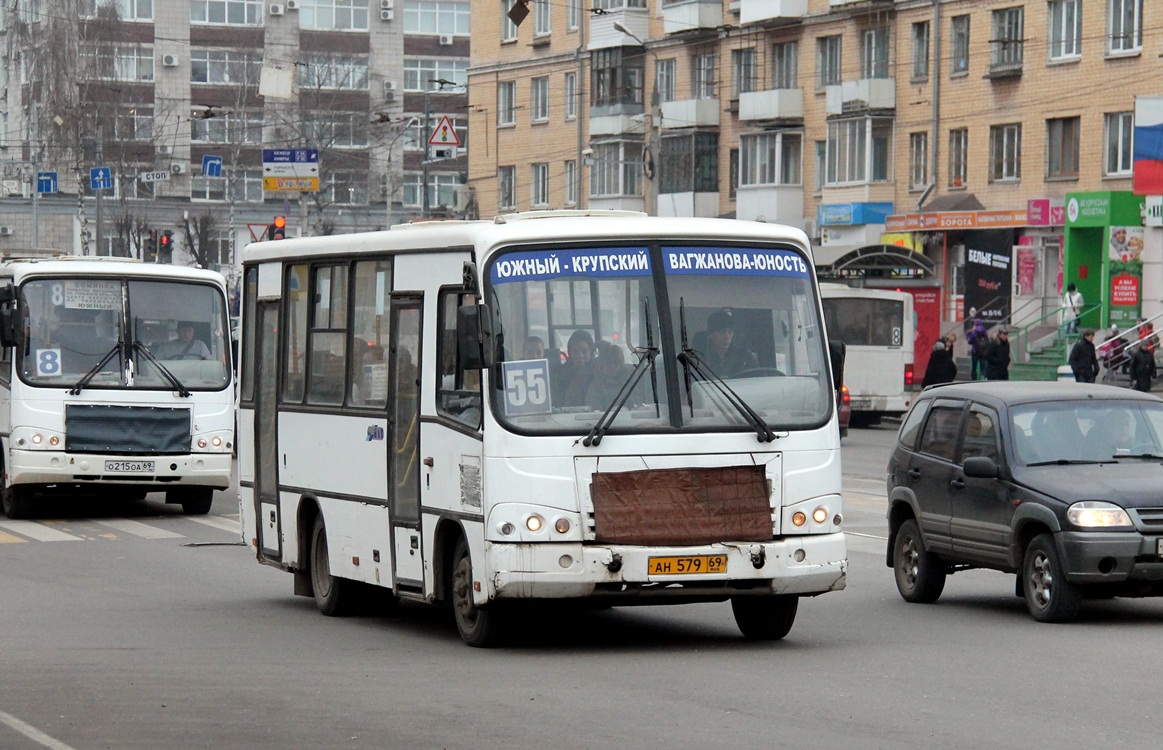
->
[522,335,546,360]
[155,321,212,360]
[701,309,758,377]
[586,340,637,410]
[556,329,595,406]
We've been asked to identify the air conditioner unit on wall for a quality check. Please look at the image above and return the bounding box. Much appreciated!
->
[380,8,393,20]
[162,53,178,67]
[171,163,187,175]
[438,34,453,45]
[0,227,13,237]
[285,0,299,8]
[158,144,173,155]
[380,0,393,8]
[269,3,284,14]
[384,80,397,92]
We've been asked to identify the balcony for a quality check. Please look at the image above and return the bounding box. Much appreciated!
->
[739,88,803,121]
[738,0,805,25]
[825,78,895,114]
[660,99,720,129]
[589,108,644,138]
[588,9,649,51]
[662,0,722,35]
[658,192,719,218]
[735,185,803,225]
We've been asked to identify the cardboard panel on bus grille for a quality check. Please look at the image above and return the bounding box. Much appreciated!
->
[590,465,771,546]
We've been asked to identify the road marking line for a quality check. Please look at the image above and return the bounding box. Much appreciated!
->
[185,515,242,534]
[0,521,82,542]
[0,709,78,750]
[847,531,889,540]
[95,518,184,539]
[0,528,28,543]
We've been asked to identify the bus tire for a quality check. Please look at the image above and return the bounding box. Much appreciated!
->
[1,485,32,520]
[731,594,798,640]
[175,488,214,515]
[452,537,505,647]
[310,514,356,617]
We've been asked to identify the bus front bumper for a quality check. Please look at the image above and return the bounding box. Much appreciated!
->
[485,532,847,602]
[8,449,232,489]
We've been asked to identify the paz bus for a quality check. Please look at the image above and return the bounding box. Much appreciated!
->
[820,284,915,426]
[0,257,234,519]
[237,212,847,646]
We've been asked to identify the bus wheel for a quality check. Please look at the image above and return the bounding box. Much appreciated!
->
[731,595,798,640]
[173,488,214,515]
[310,515,355,617]
[1,486,32,519]
[452,537,504,647]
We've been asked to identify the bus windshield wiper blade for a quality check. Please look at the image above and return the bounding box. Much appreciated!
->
[68,342,123,395]
[581,345,658,447]
[677,349,775,443]
[133,342,191,397]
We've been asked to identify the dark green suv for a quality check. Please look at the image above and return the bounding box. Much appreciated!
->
[887,381,1163,622]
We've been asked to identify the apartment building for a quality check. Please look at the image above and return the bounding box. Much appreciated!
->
[469,0,1160,335]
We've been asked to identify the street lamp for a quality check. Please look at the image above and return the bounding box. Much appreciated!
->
[612,22,658,217]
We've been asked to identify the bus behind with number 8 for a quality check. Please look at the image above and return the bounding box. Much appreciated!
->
[237,212,847,646]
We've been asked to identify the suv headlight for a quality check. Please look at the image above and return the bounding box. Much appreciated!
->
[1067,501,1132,529]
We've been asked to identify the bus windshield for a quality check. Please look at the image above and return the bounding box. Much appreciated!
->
[19,278,230,390]
[488,243,832,435]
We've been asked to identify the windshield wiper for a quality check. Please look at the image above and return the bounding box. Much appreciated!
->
[1025,459,1116,467]
[68,342,123,395]
[678,298,694,416]
[678,348,775,443]
[581,343,659,447]
[1112,452,1163,460]
[133,341,191,398]
[644,297,659,419]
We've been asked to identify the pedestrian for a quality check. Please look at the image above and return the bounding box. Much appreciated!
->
[1099,324,1128,377]
[1129,344,1156,393]
[1062,283,1083,334]
[984,327,1011,381]
[1068,329,1099,383]
[921,339,957,387]
[966,317,988,380]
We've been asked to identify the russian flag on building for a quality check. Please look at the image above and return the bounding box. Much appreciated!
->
[1133,95,1163,195]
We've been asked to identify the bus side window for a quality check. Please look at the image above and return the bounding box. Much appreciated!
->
[437,289,481,426]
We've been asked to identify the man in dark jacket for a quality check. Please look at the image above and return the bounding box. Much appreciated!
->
[921,340,957,387]
[984,328,1011,381]
[1129,345,1156,393]
[1068,329,1099,383]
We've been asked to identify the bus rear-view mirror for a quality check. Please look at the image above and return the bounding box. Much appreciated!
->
[0,284,18,348]
[457,303,494,370]
[828,338,846,391]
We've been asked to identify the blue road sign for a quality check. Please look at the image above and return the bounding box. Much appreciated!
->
[263,149,319,164]
[202,155,224,178]
[37,172,57,194]
[90,167,112,191]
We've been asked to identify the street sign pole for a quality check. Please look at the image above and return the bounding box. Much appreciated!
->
[95,125,103,257]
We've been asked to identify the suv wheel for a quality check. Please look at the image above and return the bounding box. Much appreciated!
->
[892,519,946,603]
[1023,533,1082,623]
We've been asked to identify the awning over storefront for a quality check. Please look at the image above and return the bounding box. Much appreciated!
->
[812,244,936,276]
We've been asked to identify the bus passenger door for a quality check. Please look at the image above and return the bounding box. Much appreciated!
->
[389,297,424,588]
[253,302,282,560]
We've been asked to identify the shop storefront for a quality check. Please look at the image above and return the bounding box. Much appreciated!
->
[1063,191,1146,330]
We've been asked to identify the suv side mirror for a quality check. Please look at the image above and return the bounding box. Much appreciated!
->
[457,303,494,370]
[962,455,1000,479]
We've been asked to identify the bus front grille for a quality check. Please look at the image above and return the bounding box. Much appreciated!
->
[65,405,191,455]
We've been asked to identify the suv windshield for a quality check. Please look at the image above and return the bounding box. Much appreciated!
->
[488,243,832,435]
[1011,400,1163,464]
[19,277,230,390]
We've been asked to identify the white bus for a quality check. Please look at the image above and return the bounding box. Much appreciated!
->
[0,258,234,519]
[820,284,915,426]
[237,212,847,646]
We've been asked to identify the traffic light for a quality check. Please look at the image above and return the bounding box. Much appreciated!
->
[268,216,286,241]
[146,229,158,262]
[159,230,174,263]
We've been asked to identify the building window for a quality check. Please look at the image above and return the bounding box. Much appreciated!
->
[825,118,892,185]
[498,166,515,209]
[909,132,928,189]
[191,110,262,144]
[501,0,518,41]
[299,0,369,30]
[861,27,888,79]
[739,131,801,187]
[912,21,929,80]
[814,140,825,194]
[189,0,261,23]
[84,0,152,20]
[91,45,154,82]
[1105,112,1133,176]
[115,105,153,141]
[402,0,468,35]
[564,72,576,119]
[590,141,641,197]
[564,160,577,205]
[324,171,369,205]
[403,173,459,208]
[656,59,676,102]
[951,15,970,74]
[533,0,549,35]
[498,81,516,126]
[989,123,1022,182]
[191,49,262,84]
[732,48,756,98]
[403,58,467,90]
[660,131,719,194]
[729,148,738,199]
[772,42,797,89]
[531,77,549,122]
[949,128,968,187]
[990,7,1023,71]
[567,0,578,30]
[303,112,368,148]
[1049,0,1081,60]
[1046,117,1080,179]
[1109,0,1142,53]
[817,36,841,88]
[693,53,716,99]
[301,53,370,90]
[530,163,549,206]
[593,49,643,107]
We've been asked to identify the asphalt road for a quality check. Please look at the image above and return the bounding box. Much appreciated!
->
[2,432,1162,750]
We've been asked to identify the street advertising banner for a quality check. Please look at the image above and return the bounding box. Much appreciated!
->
[1109,225,1144,325]
[905,287,941,378]
[963,230,1014,326]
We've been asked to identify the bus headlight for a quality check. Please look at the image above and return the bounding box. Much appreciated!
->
[812,507,828,524]
[554,517,571,534]
[31,434,43,445]
[526,515,544,532]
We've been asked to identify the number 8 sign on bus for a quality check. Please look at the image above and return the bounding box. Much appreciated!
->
[502,358,552,416]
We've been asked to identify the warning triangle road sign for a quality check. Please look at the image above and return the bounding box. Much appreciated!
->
[428,115,462,147]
